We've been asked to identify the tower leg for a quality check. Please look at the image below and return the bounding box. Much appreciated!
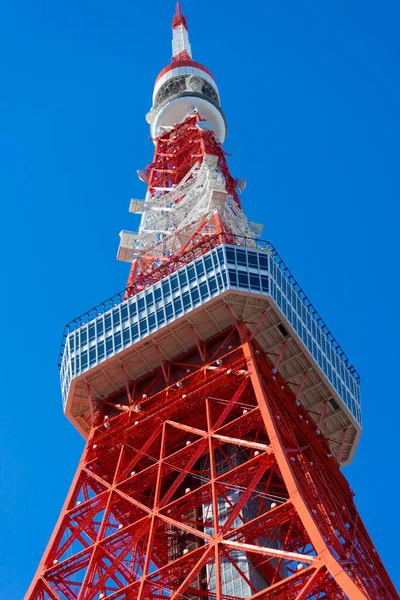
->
[26,325,398,600]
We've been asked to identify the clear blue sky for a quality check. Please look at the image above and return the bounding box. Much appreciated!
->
[0,1,399,596]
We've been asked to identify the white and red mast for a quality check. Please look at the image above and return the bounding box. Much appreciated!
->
[171,1,192,61]
[118,2,261,294]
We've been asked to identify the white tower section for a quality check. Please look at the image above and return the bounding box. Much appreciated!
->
[172,25,192,59]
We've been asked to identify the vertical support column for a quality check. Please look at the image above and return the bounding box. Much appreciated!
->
[206,399,223,599]
[137,423,167,600]
[25,427,97,599]
[237,322,367,600]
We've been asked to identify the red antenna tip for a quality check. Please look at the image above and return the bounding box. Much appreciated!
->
[172,2,188,29]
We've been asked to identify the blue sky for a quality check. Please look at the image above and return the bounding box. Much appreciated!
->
[0,0,399,596]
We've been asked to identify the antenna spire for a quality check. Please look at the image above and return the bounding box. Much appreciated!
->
[172,2,192,61]
[172,2,187,29]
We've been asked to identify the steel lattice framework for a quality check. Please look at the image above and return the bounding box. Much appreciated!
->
[27,326,397,599]
[26,3,397,600]
[119,113,260,295]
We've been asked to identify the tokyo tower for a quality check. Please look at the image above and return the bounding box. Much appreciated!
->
[26,4,398,599]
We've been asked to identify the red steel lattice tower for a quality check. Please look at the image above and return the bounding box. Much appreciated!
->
[26,4,398,600]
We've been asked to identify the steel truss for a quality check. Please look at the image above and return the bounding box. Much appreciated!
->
[26,323,397,600]
[120,113,262,294]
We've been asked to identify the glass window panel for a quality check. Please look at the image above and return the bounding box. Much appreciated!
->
[80,329,87,345]
[131,323,139,340]
[259,254,268,271]
[228,269,237,285]
[171,275,179,292]
[192,287,200,305]
[89,324,95,342]
[200,281,208,300]
[154,286,162,301]
[196,261,205,277]
[139,318,147,335]
[187,265,196,282]
[238,271,249,288]
[165,303,173,319]
[250,273,261,290]
[225,247,235,263]
[105,314,112,332]
[89,347,96,366]
[121,304,128,322]
[248,252,258,268]
[129,302,137,318]
[162,279,170,296]
[145,292,154,308]
[178,271,187,286]
[156,308,165,326]
[106,337,113,356]
[114,331,122,350]
[204,256,213,272]
[112,308,120,327]
[149,313,156,330]
[138,297,145,312]
[98,341,105,360]
[326,344,331,361]
[81,351,88,370]
[174,297,183,314]
[236,249,246,266]
[182,292,191,309]
[209,277,217,293]
[123,328,130,345]
[261,275,269,292]
[307,334,312,351]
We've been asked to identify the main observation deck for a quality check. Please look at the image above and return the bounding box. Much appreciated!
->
[59,236,361,464]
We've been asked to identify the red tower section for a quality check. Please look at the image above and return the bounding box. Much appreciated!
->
[26,4,397,600]
[124,112,240,295]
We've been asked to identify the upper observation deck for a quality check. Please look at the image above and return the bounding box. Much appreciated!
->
[59,236,361,465]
